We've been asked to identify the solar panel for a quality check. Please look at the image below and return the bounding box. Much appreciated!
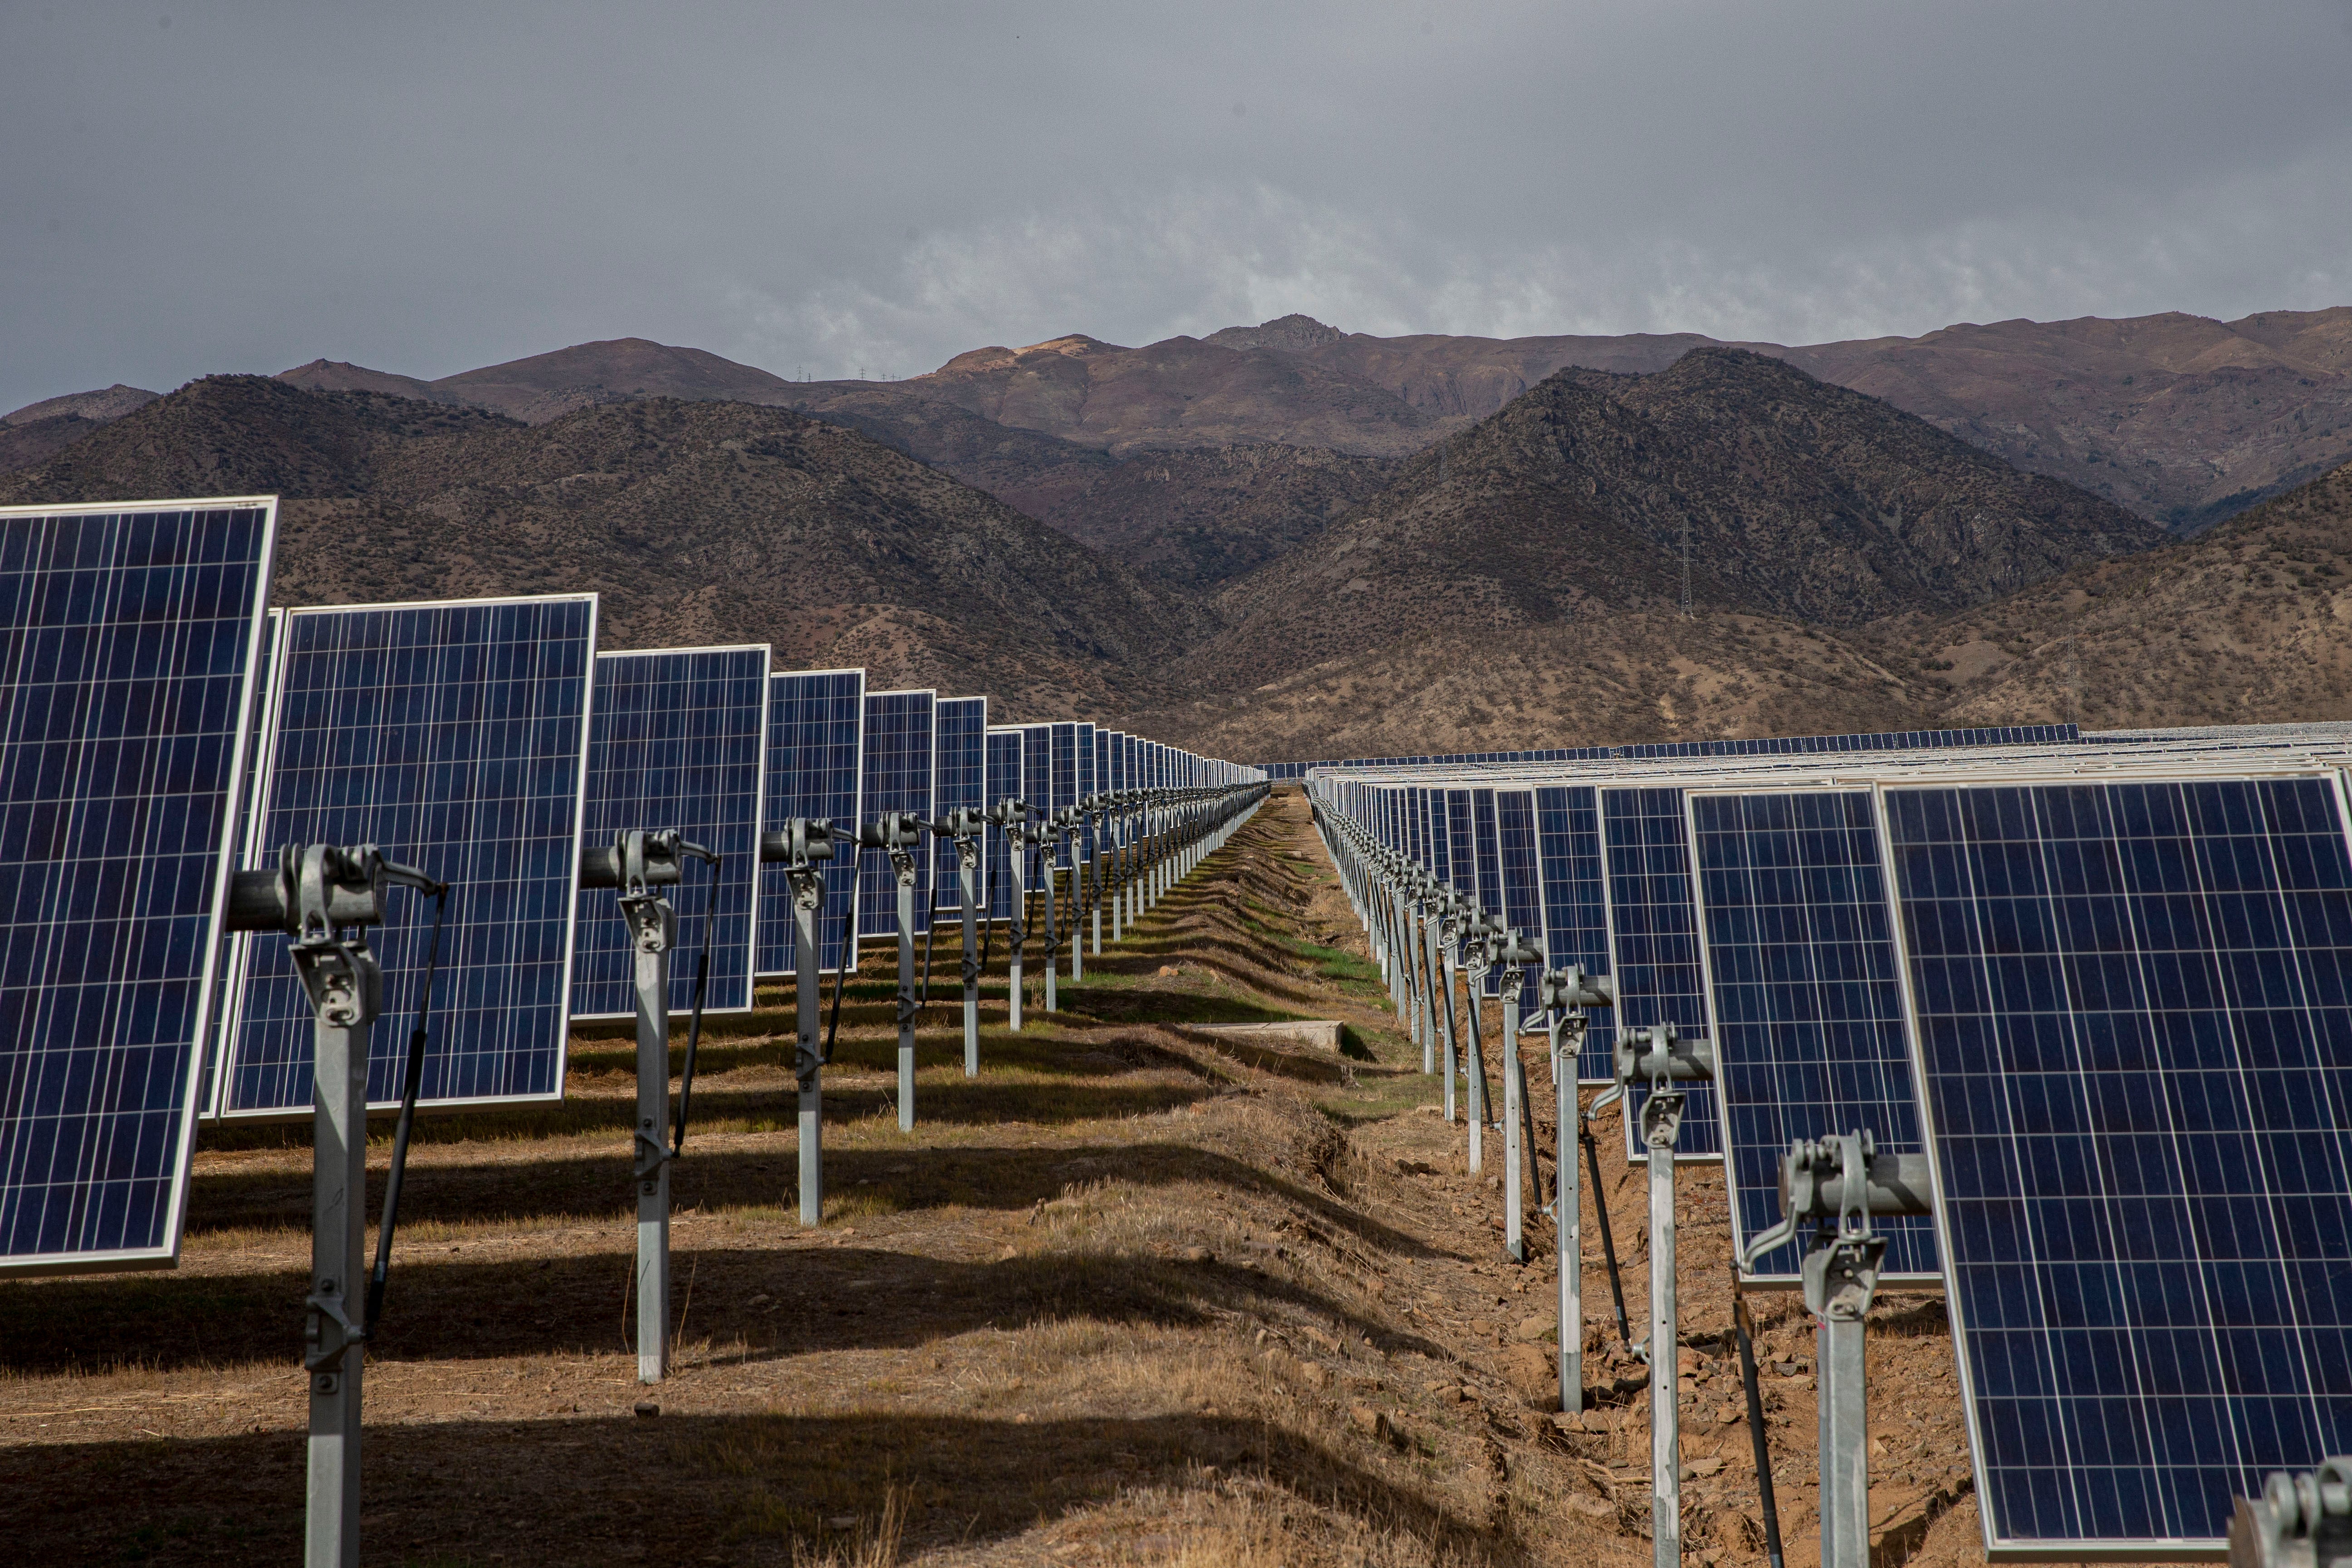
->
[1077,721,1096,863]
[569,646,768,1020]
[1471,789,1505,994]
[933,697,986,909]
[1495,789,1545,1008]
[1883,774,2352,1556]
[1686,788,1936,1284]
[1049,722,1078,867]
[985,725,1023,921]
[0,500,277,1273]
[858,689,936,941]
[197,605,281,1121]
[758,669,863,975]
[221,593,595,1120]
[1534,784,1615,1083]
[1600,786,1724,1162]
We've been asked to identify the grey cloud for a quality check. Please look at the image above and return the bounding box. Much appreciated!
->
[3,0,2348,412]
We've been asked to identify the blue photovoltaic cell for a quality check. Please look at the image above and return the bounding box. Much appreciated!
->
[1444,789,1475,935]
[225,594,595,1118]
[0,501,275,1272]
[858,690,936,941]
[1024,725,1052,819]
[757,669,863,975]
[1428,789,1453,889]
[1602,786,1724,1161]
[1496,789,1544,1009]
[569,647,767,1019]
[985,727,1023,921]
[1690,790,1936,1283]
[1077,721,1096,863]
[1049,722,1078,867]
[1534,784,1615,1083]
[1884,775,2352,1554]
[932,697,985,916]
[1106,730,1126,793]
[1472,789,1505,993]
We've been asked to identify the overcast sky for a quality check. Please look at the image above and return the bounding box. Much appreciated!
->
[5,1,2351,412]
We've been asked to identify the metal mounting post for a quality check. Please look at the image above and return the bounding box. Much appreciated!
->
[581,828,710,1382]
[990,798,1033,1033]
[860,813,925,1133]
[1495,929,1543,1264]
[1593,1021,1716,1568]
[1087,798,1103,957]
[2232,1457,2352,1568]
[761,818,838,1227]
[1437,893,1462,1120]
[1538,965,1613,1412]
[1042,818,1061,1014]
[1460,910,1497,1175]
[226,843,443,1568]
[935,809,985,1078]
[1742,1132,1932,1568]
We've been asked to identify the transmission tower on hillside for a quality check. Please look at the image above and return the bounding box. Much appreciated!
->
[1680,518,1692,619]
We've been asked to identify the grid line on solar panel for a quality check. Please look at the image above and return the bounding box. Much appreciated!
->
[1882,773,2352,1555]
[1077,721,1096,864]
[1601,785,1725,1162]
[1686,787,1937,1284]
[758,669,863,975]
[222,593,595,1121]
[569,646,768,1020]
[858,690,936,941]
[0,500,277,1273]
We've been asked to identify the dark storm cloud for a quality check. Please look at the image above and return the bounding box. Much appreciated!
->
[4,1,2349,411]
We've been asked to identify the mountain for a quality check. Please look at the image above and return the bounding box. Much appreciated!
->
[886,333,1453,456]
[1778,309,2352,530]
[428,338,800,423]
[1870,453,2352,731]
[0,377,1196,716]
[0,383,160,478]
[1183,347,2161,699]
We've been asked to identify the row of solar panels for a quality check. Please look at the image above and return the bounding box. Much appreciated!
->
[0,500,1260,1279]
[1308,723,2352,1559]
[1254,724,2086,779]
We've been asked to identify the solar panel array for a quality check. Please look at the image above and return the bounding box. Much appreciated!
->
[225,595,597,1119]
[1310,722,2352,1556]
[0,500,276,1274]
[571,646,767,1019]
[985,725,1023,921]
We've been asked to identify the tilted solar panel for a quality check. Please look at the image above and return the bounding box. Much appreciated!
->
[1077,721,1096,863]
[1049,722,1078,867]
[1601,786,1724,1162]
[569,646,768,1020]
[1534,784,1616,1083]
[198,605,280,1120]
[0,500,277,1273]
[1688,788,1936,1285]
[985,726,1023,922]
[858,689,936,941]
[933,697,986,911]
[222,593,595,1120]
[1495,789,1545,1009]
[1471,789,1505,993]
[758,669,863,975]
[1883,774,2352,1556]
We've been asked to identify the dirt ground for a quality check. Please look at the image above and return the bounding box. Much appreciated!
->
[1,789,1996,1567]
